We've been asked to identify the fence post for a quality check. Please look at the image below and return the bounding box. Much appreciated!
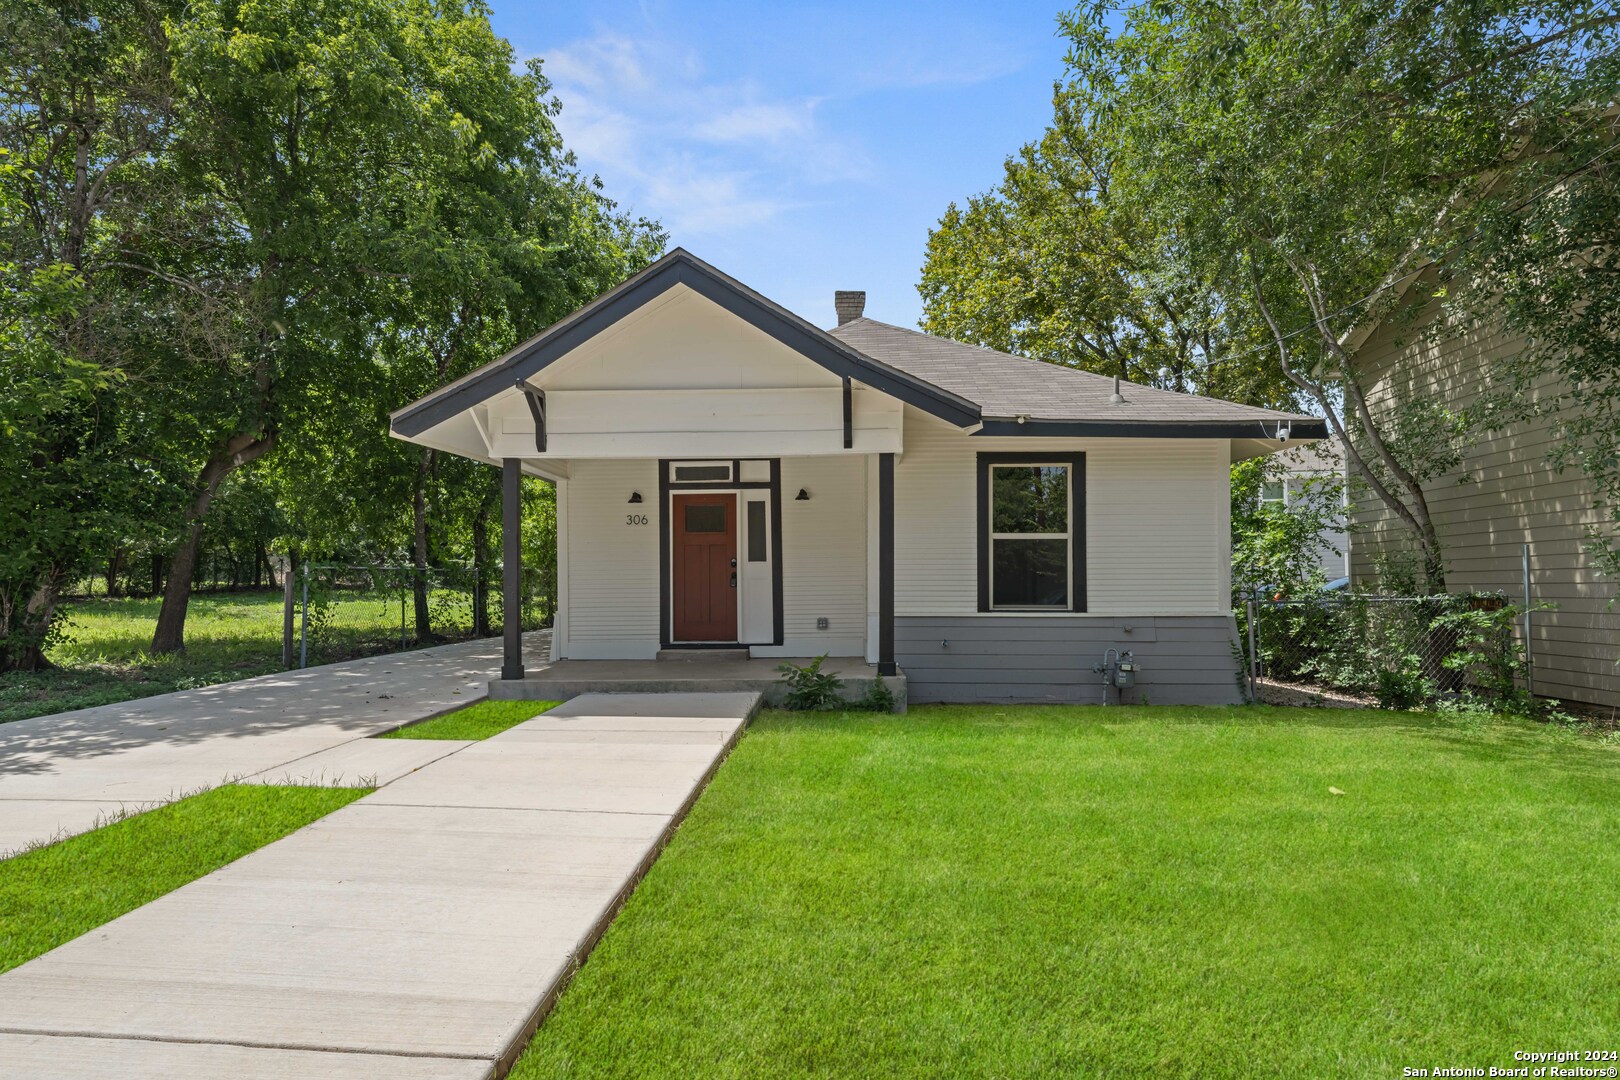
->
[1246,598,1260,702]
[280,556,295,669]
[299,563,310,669]
[1522,542,1534,699]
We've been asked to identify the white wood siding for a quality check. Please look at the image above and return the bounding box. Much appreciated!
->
[894,411,1231,617]
[1349,309,1620,707]
[562,459,660,659]
[560,455,868,659]
[542,285,841,392]
[757,456,867,657]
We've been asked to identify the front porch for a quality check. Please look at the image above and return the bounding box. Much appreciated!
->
[489,654,906,710]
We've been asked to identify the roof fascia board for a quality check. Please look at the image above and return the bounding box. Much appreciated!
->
[974,419,1331,440]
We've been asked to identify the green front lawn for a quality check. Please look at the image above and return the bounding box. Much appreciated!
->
[512,705,1620,1078]
[0,784,369,974]
[380,699,560,740]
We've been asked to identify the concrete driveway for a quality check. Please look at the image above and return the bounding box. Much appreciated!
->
[0,632,549,856]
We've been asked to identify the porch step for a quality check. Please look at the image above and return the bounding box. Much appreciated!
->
[656,648,751,662]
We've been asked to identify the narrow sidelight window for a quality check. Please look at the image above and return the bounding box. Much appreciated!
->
[746,500,767,561]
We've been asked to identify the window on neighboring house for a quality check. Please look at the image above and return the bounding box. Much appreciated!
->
[1260,480,1287,506]
[977,455,1084,611]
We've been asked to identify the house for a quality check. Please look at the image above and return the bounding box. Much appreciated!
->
[1263,440,1350,583]
[390,249,1324,705]
[1342,276,1620,710]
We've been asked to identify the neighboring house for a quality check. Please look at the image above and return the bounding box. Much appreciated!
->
[1263,440,1350,582]
[391,249,1322,705]
[1342,274,1620,708]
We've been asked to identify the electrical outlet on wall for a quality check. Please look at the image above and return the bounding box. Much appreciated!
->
[816,617,829,630]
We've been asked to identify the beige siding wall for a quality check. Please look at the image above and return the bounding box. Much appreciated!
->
[894,411,1233,617]
[1349,312,1620,707]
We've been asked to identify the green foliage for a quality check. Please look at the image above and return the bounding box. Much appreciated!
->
[775,655,845,711]
[857,677,898,714]
[1230,454,1347,597]
[0,0,663,661]
[1030,2,1620,593]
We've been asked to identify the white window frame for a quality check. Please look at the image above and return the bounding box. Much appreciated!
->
[1260,479,1288,506]
[988,461,1073,611]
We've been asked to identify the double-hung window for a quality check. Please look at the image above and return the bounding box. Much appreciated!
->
[977,453,1085,611]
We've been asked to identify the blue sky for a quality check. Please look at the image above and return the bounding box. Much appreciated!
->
[489,1,1074,328]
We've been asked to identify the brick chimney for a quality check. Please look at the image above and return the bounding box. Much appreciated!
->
[834,290,866,326]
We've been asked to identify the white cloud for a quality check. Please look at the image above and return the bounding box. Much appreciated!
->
[538,33,864,238]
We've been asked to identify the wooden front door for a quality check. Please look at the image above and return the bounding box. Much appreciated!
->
[672,493,738,642]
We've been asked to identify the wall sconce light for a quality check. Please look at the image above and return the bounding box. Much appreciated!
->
[628,491,643,504]
[795,488,811,501]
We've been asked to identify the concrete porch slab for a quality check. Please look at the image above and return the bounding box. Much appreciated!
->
[490,658,905,710]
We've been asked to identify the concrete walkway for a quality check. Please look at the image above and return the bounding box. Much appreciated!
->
[0,692,758,1080]
[0,632,549,856]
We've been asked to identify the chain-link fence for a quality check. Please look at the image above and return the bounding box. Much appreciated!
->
[290,563,552,667]
[1236,593,1523,709]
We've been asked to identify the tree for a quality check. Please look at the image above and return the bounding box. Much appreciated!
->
[124,0,659,652]
[0,0,176,670]
[1230,453,1348,598]
[1052,1,1619,592]
[920,90,1293,405]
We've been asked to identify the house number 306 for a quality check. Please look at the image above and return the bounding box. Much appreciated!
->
[626,514,648,526]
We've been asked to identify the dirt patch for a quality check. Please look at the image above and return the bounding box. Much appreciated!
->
[1256,677,1378,710]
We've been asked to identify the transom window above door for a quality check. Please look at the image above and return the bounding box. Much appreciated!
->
[977,453,1085,612]
[671,461,733,483]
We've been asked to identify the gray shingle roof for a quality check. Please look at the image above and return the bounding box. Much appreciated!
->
[830,317,1315,429]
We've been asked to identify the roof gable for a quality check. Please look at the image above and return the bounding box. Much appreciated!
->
[391,249,981,439]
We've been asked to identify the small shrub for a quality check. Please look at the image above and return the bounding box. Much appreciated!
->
[858,676,897,713]
[776,655,845,711]
[1374,661,1432,711]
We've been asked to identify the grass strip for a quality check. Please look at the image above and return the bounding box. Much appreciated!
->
[0,783,369,974]
[380,698,561,740]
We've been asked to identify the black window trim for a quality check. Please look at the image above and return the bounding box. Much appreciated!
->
[976,452,1086,613]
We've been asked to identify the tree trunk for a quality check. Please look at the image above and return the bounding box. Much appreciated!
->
[0,575,65,673]
[411,449,433,641]
[105,547,123,598]
[152,433,276,654]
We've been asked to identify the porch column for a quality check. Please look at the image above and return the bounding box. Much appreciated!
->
[501,457,525,681]
[878,452,896,676]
